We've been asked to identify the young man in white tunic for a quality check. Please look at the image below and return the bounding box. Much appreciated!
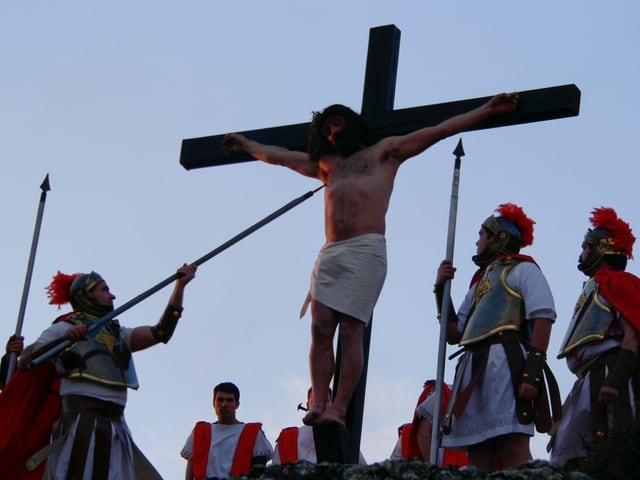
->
[224,93,520,426]
[434,203,557,471]
[181,382,273,480]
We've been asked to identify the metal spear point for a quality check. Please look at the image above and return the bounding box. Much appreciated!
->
[5,174,51,382]
[28,184,325,369]
[430,139,464,464]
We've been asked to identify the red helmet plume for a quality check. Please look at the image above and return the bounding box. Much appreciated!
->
[46,271,80,306]
[496,203,535,248]
[589,207,635,259]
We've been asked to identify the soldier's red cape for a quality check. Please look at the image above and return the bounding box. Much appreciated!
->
[0,362,61,479]
[0,312,70,478]
[593,269,640,331]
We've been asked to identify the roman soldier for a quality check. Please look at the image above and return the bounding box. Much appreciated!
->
[11,263,195,479]
[550,207,640,470]
[435,203,559,471]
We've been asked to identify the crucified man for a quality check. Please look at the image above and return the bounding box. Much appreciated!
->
[223,92,518,426]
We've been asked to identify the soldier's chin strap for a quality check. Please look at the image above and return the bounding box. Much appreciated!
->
[150,305,183,343]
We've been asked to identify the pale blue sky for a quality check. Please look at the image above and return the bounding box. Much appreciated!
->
[1,1,639,477]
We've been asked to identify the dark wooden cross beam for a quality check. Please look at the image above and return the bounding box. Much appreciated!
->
[179,26,580,170]
[179,24,581,463]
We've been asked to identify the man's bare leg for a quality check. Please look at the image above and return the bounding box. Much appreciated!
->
[415,418,434,462]
[467,439,499,472]
[317,315,364,425]
[496,433,531,469]
[468,434,530,471]
[304,300,339,425]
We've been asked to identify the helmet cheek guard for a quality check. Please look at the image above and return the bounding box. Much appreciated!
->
[579,228,629,276]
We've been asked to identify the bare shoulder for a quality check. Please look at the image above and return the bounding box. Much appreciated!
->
[369,136,404,165]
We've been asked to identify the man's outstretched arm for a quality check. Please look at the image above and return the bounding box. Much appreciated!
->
[130,263,197,352]
[224,133,320,179]
[385,92,519,163]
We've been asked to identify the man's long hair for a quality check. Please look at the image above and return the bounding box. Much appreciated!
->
[307,104,372,162]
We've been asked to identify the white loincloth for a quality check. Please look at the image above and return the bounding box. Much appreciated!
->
[300,233,387,324]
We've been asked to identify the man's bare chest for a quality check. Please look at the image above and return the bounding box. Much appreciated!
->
[327,154,376,180]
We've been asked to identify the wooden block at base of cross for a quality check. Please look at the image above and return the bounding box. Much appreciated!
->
[313,422,351,464]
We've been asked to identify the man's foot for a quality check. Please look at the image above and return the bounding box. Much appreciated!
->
[302,407,322,426]
[315,405,345,426]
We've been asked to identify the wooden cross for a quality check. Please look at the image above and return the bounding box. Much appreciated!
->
[179,24,580,463]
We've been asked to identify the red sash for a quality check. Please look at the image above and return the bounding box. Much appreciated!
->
[275,427,300,463]
[191,421,211,480]
[191,422,263,479]
[230,422,262,477]
[398,381,467,467]
[399,423,421,459]
[442,449,468,468]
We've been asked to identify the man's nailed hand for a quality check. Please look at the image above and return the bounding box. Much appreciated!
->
[223,133,244,153]
[489,92,519,115]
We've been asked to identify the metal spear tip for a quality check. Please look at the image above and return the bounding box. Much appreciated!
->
[40,174,51,192]
[452,139,465,158]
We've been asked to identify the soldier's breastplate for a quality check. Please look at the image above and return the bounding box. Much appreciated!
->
[557,279,615,358]
[460,260,524,346]
[59,317,139,389]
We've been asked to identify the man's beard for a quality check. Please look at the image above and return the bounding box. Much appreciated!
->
[331,130,363,158]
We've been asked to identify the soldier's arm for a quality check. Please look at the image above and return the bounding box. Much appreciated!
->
[598,316,639,404]
[185,458,194,480]
[518,317,552,400]
[130,264,196,352]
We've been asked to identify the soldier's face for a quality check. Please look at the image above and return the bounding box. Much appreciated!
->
[476,229,492,255]
[90,281,116,307]
[579,243,591,263]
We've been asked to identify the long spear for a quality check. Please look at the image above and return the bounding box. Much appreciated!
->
[29,184,325,368]
[429,140,464,464]
[5,175,51,382]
